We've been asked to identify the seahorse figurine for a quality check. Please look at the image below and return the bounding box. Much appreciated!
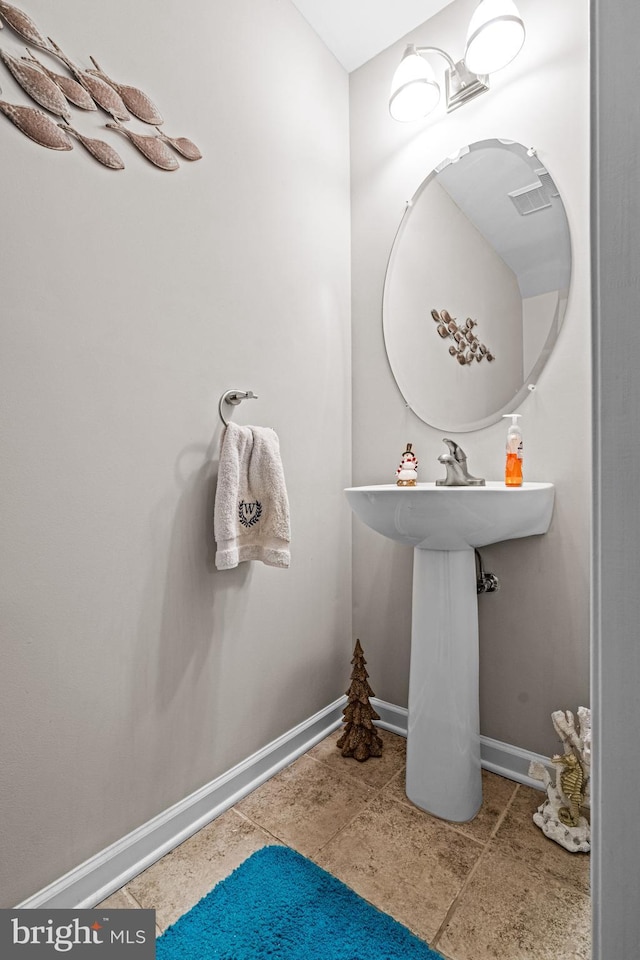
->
[552,751,585,827]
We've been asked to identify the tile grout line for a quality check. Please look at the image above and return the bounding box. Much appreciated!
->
[233,793,388,865]
[484,782,521,844]
[430,842,489,950]
[482,786,592,898]
[307,753,501,864]
[306,752,421,857]
[232,788,385,872]
[122,887,144,910]
[374,769,504,850]
[117,885,163,938]
[310,788,385,857]
[306,746,407,794]
[431,785,522,950]
[310,772,493,952]
[302,746,412,855]
[432,784,591,955]
[228,740,408,862]
[230,805,300,849]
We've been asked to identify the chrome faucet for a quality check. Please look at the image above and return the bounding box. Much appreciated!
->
[436,439,486,486]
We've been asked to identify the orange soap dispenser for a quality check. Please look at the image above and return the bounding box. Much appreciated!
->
[503,414,523,487]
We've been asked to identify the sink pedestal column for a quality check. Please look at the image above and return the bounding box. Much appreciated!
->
[405,547,482,822]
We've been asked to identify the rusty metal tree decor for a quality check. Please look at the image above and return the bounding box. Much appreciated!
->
[0,0,202,171]
[337,640,383,762]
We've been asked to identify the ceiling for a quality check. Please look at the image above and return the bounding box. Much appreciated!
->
[289,0,452,72]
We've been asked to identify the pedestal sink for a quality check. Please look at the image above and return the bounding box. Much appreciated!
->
[344,481,554,822]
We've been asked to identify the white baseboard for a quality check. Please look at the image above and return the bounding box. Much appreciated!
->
[18,696,548,910]
[479,734,552,790]
[371,698,550,791]
[17,697,347,910]
[371,698,410,738]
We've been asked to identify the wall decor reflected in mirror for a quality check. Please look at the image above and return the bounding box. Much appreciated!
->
[383,139,571,432]
[431,308,496,366]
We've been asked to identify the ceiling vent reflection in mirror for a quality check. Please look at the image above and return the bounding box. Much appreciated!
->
[508,183,551,216]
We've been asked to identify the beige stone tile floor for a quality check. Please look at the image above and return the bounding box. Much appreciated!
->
[98,729,591,959]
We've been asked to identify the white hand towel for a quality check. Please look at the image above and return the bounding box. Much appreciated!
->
[214,422,291,570]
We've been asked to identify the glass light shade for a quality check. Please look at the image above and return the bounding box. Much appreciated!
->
[389,51,440,122]
[464,0,525,75]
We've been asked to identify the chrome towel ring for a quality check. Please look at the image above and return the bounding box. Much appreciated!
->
[218,390,258,427]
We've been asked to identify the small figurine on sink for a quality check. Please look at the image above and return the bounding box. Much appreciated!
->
[396,443,418,486]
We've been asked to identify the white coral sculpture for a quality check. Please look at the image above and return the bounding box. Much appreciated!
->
[528,706,591,853]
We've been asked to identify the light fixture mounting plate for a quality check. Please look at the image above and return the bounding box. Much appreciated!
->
[445,60,489,112]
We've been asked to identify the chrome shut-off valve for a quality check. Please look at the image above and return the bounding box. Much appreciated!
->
[475,549,500,594]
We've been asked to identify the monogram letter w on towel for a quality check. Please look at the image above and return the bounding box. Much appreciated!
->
[214,422,291,570]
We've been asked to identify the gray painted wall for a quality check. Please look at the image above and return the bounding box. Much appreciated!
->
[0,0,352,907]
[8,4,634,950]
[349,0,590,757]
[591,2,640,955]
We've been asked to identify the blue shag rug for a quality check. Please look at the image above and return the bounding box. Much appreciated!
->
[156,845,444,959]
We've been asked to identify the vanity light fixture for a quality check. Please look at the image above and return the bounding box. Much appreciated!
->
[389,0,525,122]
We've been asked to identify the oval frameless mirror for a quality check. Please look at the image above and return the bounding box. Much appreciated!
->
[382,139,571,432]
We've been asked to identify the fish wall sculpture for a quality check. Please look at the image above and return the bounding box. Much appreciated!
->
[106,120,179,171]
[154,127,202,161]
[61,122,124,170]
[0,96,72,149]
[88,57,163,126]
[0,47,70,119]
[0,1,203,170]
[22,49,97,111]
[47,38,130,121]
[0,0,48,49]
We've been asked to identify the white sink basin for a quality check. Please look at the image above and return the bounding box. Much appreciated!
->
[345,479,555,823]
[345,481,555,551]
